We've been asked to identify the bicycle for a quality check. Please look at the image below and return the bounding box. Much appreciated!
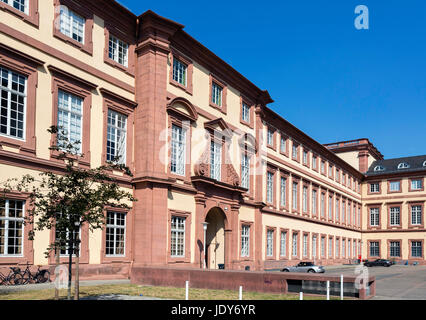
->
[0,267,24,286]
[22,263,51,284]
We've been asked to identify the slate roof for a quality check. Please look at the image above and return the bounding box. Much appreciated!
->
[366,155,426,176]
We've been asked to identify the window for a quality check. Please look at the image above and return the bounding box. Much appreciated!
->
[0,66,26,140]
[389,207,400,226]
[55,214,81,256]
[335,198,340,221]
[211,82,223,107]
[374,165,385,172]
[411,241,422,258]
[292,143,298,159]
[370,183,380,193]
[342,201,345,223]
[321,161,325,174]
[302,187,308,213]
[312,156,317,170]
[370,208,380,226]
[370,241,380,257]
[321,237,325,257]
[411,206,422,226]
[390,241,400,257]
[348,239,351,258]
[320,193,325,217]
[329,165,333,178]
[267,171,274,204]
[312,235,317,258]
[0,199,24,256]
[241,102,250,123]
[59,5,85,44]
[389,181,400,192]
[241,225,250,257]
[292,233,298,257]
[266,229,274,257]
[172,58,187,86]
[423,161,426,167]
[303,150,308,165]
[109,35,128,67]
[411,179,423,190]
[241,154,250,191]
[328,196,333,219]
[342,239,346,258]
[106,211,126,256]
[335,239,339,257]
[312,190,317,215]
[107,109,127,164]
[280,231,287,257]
[170,125,187,176]
[328,238,333,257]
[280,136,286,153]
[292,182,298,210]
[0,0,28,14]
[303,234,308,257]
[267,129,273,146]
[210,141,221,181]
[280,177,287,207]
[57,90,83,153]
[170,216,185,257]
[336,169,340,182]
[397,162,410,169]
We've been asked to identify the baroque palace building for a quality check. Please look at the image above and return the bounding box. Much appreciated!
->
[0,0,424,277]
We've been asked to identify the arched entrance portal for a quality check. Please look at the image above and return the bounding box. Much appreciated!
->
[205,207,226,269]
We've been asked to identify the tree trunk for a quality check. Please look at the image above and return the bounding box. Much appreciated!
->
[55,245,60,300]
[67,231,74,300]
[74,233,80,300]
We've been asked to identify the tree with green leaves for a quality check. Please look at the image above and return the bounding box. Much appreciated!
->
[1,126,136,300]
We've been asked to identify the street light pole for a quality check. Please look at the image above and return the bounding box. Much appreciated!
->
[202,222,209,269]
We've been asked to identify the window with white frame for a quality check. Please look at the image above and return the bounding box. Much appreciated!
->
[342,201,346,223]
[370,208,380,226]
[1,0,28,14]
[57,90,83,153]
[109,35,128,67]
[320,193,325,217]
[292,143,298,159]
[267,171,274,203]
[411,179,423,190]
[55,215,81,256]
[370,241,380,257]
[302,186,308,213]
[389,181,400,192]
[312,235,317,258]
[312,190,317,215]
[266,229,273,257]
[280,231,287,257]
[335,238,339,257]
[329,238,333,257]
[303,150,308,165]
[390,241,400,257]
[292,182,298,210]
[329,165,333,177]
[354,240,357,257]
[342,239,346,258]
[170,124,186,176]
[59,5,85,44]
[411,205,422,225]
[348,203,351,224]
[211,82,223,106]
[241,225,250,257]
[312,155,317,169]
[0,66,26,140]
[348,239,351,258]
[107,109,127,164]
[106,211,126,256]
[241,154,250,191]
[210,140,221,181]
[321,161,325,174]
[321,236,325,257]
[328,196,333,219]
[370,183,380,193]
[280,135,286,153]
[335,198,339,221]
[0,199,24,256]
[267,128,273,146]
[397,162,410,169]
[170,216,185,257]
[172,58,187,86]
[241,102,250,123]
[411,241,422,258]
[292,233,298,257]
[303,234,308,257]
[280,177,286,207]
[390,207,400,226]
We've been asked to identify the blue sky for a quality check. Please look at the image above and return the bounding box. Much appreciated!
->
[119,0,426,159]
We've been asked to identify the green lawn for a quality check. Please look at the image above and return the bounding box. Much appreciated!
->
[0,284,342,300]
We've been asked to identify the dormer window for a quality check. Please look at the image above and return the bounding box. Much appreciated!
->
[374,165,385,172]
[397,162,410,169]
[423,161,426,167]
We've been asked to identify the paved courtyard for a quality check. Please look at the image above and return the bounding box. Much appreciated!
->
[323,264,426,300]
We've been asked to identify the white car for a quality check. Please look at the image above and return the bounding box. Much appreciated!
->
[281,262,325,273]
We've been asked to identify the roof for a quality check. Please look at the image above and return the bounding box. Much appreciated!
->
[366,155,426,177]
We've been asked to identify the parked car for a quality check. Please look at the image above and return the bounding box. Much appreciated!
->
[364,259,392,267]
[281,262,325,273]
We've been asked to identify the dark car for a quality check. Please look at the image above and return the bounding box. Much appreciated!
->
[364,259,392,267]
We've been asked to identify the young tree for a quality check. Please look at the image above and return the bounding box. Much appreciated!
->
[2,126,136,299]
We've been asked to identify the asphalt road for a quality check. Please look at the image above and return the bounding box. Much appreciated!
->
[323,265,426,300]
